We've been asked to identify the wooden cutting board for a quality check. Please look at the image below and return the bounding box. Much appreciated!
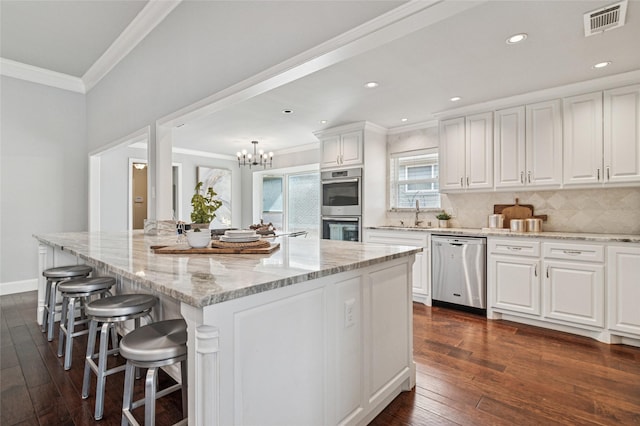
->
[494,198,533,227]
[152,243,280,254]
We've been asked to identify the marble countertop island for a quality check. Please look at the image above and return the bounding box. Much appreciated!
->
[34,231,421,308]
[34,230,420,425]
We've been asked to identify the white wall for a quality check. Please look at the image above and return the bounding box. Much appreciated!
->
[0,76,87,290]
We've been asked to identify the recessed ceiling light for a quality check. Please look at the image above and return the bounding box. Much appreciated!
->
[282,109,293,114]
[592,61,611,69]
[320,120,328,124]
[364,81,379,88]
[506,33,527,44]
[450,96,461,102]
[401,118,408,122]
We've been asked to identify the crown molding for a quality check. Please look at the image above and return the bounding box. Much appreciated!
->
[83,0,182,92]
[0,57,85,93]
[387,120,438,135]
[433,69,640,119]
[172,147,236,161]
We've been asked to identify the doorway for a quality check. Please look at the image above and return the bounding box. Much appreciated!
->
[131,161,148,229]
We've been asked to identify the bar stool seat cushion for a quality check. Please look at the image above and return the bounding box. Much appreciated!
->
[85,294,157,318]
[119,319,187,363]
[58,277,116,294]
[43,264,92,278]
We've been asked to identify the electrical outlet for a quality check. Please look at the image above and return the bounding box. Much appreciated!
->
[344,299,355,328]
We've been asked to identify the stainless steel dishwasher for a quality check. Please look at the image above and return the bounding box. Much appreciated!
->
[431,235,486,311]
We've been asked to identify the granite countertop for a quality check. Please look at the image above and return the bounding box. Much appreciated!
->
[366,226,640,243]
[34,231,421,308]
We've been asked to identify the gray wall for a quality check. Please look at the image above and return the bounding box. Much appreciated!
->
[1,76,87,289]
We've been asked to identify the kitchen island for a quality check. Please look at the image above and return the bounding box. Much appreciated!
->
[34,231,420,426]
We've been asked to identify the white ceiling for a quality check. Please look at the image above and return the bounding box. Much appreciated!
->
[2,0,640,158]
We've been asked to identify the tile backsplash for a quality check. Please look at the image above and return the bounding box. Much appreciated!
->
[386,188,640,234]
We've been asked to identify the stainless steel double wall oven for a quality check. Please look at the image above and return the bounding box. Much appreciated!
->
[321,168,362,242]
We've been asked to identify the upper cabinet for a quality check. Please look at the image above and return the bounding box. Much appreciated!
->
[564,84,640,187]
[494,100,562,189]
[604,84,640,184]
[319,130,363,168]
[440,112,493,192]
[563,92,604,185]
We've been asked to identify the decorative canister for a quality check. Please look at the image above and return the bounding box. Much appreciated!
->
[510,219,526,232]
[488,214,505,228]
[525,218,542,232]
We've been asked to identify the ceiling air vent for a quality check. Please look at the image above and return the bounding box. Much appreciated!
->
[584,0,628,36]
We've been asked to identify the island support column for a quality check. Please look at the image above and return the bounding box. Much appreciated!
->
[181,303,220,426]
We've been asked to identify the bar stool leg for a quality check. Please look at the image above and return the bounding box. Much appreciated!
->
[63,297,77,370]
[42,279,52,333]
[57,295,70,357]
[121,362,135,426]
[82,319,99,399]
[47,281,59,341]
[111,321,118,353]
[145,367,158,426]
[94,321,111,419]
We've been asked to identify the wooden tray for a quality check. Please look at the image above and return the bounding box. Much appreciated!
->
[494,198,547,227]
[152,242,280,254]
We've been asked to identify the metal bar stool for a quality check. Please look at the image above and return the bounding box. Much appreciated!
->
[120,319,188,426]
[57,276,116,370]
[42,265,93,341]
[82,293,158,420]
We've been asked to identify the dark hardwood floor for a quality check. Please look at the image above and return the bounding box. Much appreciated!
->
[2,291,640,425]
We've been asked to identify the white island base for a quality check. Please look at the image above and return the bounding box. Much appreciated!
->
[185,256,415,426]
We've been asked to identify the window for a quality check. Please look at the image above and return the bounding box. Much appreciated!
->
[390,149,440,209]
[260,170,320,238]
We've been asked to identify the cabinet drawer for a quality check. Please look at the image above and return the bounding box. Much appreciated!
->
[543,242,604,262]
[489,239,540,256]
[365,231,428,247]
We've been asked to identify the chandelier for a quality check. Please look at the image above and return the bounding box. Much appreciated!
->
[236,141,273,168]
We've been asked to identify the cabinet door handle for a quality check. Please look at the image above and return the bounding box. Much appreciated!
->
[546,266,549,278]
[460,177,464,187]
[527,171,532,183]
[507,246,522,251]
[534,264,538,277]
[607,167,610,181]
[520,171,524,184]
[466,176,470,186]
[563,250,582,256]
[597,168,600,181]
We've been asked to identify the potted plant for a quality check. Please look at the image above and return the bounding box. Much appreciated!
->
[435,211,452,228]
[190,181,222,231]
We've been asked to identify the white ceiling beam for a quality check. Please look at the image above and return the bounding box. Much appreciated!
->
[0,57,85,93]
[82,0,182,92]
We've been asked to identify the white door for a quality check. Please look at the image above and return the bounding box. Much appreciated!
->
[490,255,541,315]
[465,112,493,190]
[340,131,363,166]
[544,260,604,327]
[320,135,341,168]
[526,99,562,187]
[494,106,526,188]
[607,245,640,336]
[563,92,603,186]
[604,84,640,184]
[439,117,466,191]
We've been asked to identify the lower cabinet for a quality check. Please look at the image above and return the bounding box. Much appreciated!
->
[488,239,541,316]
[607,245,640,337]
[543,260,604,327]
[363,230,430,304]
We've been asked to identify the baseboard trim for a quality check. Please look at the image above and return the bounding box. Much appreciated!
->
[0,278,38,296]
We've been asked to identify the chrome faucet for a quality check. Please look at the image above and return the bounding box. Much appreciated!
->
[414,199,423,227]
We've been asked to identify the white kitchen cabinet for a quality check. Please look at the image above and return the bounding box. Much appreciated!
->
[319,130,363,168]
[494,100,562,189]
[488,239,541,316]
[439,112,493,192]
[543,259,604,328]
[494,106,526,188]
[607,245,640,337]
[363,229,430,304]
[563,92,604,185]
[524,99,563,187]
[604,84,640,184]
